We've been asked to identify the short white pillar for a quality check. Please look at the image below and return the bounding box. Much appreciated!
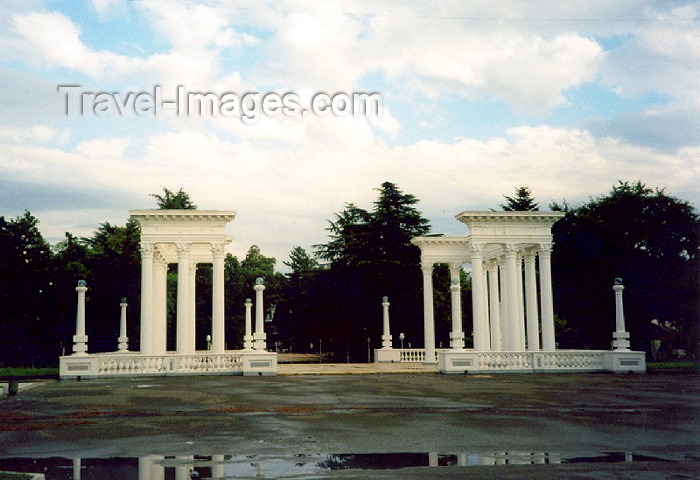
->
[211,244,226,353]
[470,245,488,351]
[243,298,254,349]
[612,278,631,350]
[487,260,502,351]
[504,246,520,351]
[421,263,437,363]
[118,297,128,352]
[381,296,393,349]
[538,244,556,351]
[139,243,154,355]
[448,263,464,350]
[72,280,88,355]
[175,243,190,354]
[253,277,267,351]
[524,250,540,351]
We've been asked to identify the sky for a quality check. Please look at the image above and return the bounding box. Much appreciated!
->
[0,0,698,268]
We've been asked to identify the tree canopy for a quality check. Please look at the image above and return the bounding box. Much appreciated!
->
[501,186,539,211]
[150,187,197,209]
[551,181,699,354]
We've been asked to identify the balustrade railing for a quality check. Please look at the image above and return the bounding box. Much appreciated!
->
[96,352,244,376]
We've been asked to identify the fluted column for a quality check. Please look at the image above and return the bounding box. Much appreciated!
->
[448,263,464,350]
[188,263,197,352]
[175,243,190,354]
[504,245,520,351]
[470,245,488,351]
[539,244,556,351]
[483,263,490,350]
[211,244,226,353]
[516,253,526,350]
[381,296,392,348]
[498,256,508,350]
[153,256,168,355]
[487,260,502,351]
[421,262,437,363]
[140,243,154,355]
[524,250,540,351]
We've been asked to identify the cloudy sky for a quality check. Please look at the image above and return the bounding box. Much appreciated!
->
[1,1,698,266]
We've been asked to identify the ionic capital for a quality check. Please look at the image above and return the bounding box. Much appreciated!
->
[211,243,226,259]
[468,243,484,259]
[176,242,190,258]
[538,243,552,258]
[504,244,519,259]
[140,242,155,258]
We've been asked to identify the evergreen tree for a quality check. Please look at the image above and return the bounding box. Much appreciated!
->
[501,186,539,211]
[150,187,197,209]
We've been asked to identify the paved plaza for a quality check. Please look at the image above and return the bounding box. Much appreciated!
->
[1,370,698,479]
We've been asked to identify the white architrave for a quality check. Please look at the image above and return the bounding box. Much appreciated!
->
[130,210,235,356]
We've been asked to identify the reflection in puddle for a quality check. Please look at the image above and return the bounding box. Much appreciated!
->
[0,451,676,479]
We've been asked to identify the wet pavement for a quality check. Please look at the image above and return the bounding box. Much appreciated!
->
[0,371,698,478]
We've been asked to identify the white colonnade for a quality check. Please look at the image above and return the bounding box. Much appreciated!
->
[131,210,236,355]
[412,211,564,362]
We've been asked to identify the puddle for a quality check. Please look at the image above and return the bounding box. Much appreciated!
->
[0,451,682,479]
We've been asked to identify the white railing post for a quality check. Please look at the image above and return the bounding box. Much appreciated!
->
[73,280,88,355]
[118,297,128,352]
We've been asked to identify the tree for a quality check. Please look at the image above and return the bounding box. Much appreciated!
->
[294,182,433,359]
[551,181,699,354]
[0,211,55,366]
[150,187,197,209]
[501,186,539,211]
[284,246,321,279]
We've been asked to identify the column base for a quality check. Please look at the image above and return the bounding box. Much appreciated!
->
[381,334,392,349]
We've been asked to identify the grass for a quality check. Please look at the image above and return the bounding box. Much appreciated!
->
[0,472,33,480]
[647,361,698,371]
[0,367,59,378]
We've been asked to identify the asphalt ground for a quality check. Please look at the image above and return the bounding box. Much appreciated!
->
[0,371,698,479]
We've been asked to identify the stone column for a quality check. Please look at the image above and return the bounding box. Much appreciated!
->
[175,243,190,354]
[524,250,540,351]
[538,244,556,351]
[140,243,154,355]
[153,256,168,355]
[118,297,128,352]
[243,298,254,349]
[253,277,266,351]
[421,262,437,363]
[487,260,502,351]
[470,245,488,351]
[504,246,520,351]
[483,264,490,350]
[516,253,526,350]
[211,244,226,353]
[448,263,465,350]
[380,296,393,348]
[73,280,88,355]
[498,256,508,350]
[188,263,197,353]
[612,278,630,350]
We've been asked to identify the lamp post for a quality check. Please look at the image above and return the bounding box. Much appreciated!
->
[367,337,371,363]
[399,332,405,349]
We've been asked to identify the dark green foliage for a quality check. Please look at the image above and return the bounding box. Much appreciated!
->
[150,187,197,209]
[276,182,434,359]
[501,186,539,211]
[551,181,699,355]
